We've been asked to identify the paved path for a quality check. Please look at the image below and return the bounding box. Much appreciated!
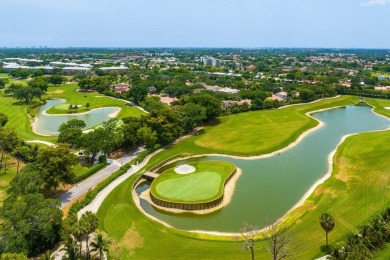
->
[59,147,145,209]
[77,149,160,217]
[27,140,56,147]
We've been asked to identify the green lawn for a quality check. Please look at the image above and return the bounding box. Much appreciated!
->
[151,161,235,203]
[96,95,390,259]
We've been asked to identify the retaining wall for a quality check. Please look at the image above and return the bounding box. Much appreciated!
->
[150,168,237,210]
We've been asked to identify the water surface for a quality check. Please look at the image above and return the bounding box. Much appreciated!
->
[34,99,118,135]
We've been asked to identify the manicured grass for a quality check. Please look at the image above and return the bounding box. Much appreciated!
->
[151,161,235,203]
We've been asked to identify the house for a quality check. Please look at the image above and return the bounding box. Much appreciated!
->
[274,91,288,101]
[111,83,131,94]
[222,99,252,109]
[375,86,390,91]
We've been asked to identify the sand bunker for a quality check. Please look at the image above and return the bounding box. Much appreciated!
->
[385,107,390,110]
[174,164,195,174]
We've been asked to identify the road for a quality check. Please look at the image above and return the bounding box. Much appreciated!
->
[59,147,145,209]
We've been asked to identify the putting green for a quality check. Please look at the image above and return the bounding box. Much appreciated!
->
[54,103,82,110]
[151,161,236,203]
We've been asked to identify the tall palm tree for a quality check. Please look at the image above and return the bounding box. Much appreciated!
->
[80,211,99,260]
[62,237,80,260]
[90,233,112,260]
[42,250,55,260]
[320,213,335,247]
[72,221,86,256]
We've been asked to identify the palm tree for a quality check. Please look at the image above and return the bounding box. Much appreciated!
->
[320,213,335,247]
[80,211,99,260]
[85,103,90,110]
[42,250,54,260]
[72,221,86,257]
[62,237,80,260]
[90,233,111,260]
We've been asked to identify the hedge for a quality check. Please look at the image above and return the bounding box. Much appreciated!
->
[73,162,107,183]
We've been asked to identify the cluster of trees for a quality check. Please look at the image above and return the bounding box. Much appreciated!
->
[331,207,390,259]
[58,93,221,158]
[62,211,111,259]
[0,127,38,174]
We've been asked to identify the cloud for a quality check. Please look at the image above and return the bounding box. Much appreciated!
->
[361,0,390,6]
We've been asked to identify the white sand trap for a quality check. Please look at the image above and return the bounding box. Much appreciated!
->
[175,164,195,174]
[385,107,390,110]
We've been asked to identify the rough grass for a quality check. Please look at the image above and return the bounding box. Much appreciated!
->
[151,161,235,203]
[96,95,390,259]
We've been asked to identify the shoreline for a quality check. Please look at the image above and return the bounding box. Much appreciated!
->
[130,103,390,236]
[137,168,242,215]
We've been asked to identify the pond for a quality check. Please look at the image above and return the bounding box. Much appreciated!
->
[34,99,119,135]
[135,105,390,233]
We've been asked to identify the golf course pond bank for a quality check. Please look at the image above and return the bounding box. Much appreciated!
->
[134,105,390,233]
[33,99,121,135]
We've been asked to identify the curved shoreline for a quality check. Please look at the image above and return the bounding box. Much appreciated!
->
[130,104,390,236]
[138,168,242,215]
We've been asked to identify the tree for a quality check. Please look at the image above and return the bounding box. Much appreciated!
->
[0,112,8,126]
[85,102,90,110]
[58,119,86,147]
[48,75,65,85]
[33,144,78,190]
[129,85,148,104]
[27,76,49,92]
[178,102,206,132]
[80,128,109,161]
[90,233,111,260]
[262,223,299,260]
[0,127,20,168]
[320,213,335,247]
[0,77,9,89]
[41,250,55,260]
[238,223,258,260]
[189,93,222,121]
[61,237,80,260]
[8,169,45,196]
[0,193,62,256]
[79,211,99,260]
[137,126,157,148]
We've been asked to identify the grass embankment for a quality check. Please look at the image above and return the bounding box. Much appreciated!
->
[96,95,390,259]
[151,161,235,203]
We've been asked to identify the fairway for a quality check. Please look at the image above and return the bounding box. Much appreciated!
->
[151,161,236,203]
[195,96,359,155]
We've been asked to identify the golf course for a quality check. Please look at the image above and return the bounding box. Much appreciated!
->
[0,82,144,141]
[150,161,236,203]
[96,95,390,259]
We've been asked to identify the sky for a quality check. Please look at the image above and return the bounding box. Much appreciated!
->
[0,0,390,48]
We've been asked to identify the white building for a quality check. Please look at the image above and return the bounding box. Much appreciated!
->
[201,56,220,67]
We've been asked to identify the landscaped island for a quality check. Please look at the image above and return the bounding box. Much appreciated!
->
[148,161,237,211]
